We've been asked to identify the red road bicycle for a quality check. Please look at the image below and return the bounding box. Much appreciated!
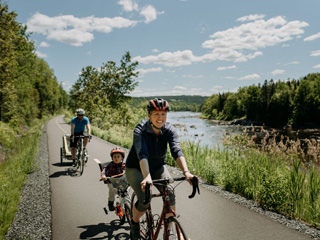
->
[130,176,200,240]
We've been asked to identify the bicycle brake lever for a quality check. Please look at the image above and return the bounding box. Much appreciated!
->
[188,176,200,199]
[143,183,151,204]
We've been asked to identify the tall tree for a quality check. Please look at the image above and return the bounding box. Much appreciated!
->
[0,2,20,122]
[70,51,139,117]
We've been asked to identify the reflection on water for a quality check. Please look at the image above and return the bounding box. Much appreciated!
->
[167,111,243,147]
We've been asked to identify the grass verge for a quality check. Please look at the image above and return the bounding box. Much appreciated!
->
[0,117,49,240]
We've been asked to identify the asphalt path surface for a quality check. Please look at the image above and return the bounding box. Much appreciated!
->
[48,115,311,240]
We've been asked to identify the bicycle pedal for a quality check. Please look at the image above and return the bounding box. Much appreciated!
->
[103,207,108,215]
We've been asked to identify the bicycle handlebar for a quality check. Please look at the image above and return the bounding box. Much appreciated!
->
[99,173,125,182]
[71,134,91,142]
[143,176,200,204]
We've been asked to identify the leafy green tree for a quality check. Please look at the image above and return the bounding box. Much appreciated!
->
[1,1,68,125]
[268,82,292,126]
[293,73,320,126]
[222,93,244,120]
[0,2,20,123]
[70,52,139,119]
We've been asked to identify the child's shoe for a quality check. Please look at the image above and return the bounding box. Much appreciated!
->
[108,201,115,211]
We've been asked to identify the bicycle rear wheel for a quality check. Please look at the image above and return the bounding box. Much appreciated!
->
[165,217,188,240]
[130,193,153,240]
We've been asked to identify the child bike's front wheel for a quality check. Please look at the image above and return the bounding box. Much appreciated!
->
[117,202,131,225]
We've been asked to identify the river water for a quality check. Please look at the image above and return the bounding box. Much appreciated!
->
[167,111,243,147]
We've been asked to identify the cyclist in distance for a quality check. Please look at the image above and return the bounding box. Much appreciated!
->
[70,108,91,167]
[125,98,196,240]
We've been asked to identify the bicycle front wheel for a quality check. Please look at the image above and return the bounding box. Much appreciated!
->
[165,217,188,240]
[79,155,85,175]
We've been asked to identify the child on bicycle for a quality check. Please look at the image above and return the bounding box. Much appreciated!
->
[101,147,126,211]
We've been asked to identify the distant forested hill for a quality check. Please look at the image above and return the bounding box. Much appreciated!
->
[130,95,208,112]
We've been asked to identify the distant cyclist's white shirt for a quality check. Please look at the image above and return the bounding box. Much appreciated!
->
[71,116,90,133]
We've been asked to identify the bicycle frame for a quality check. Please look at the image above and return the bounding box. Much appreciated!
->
[76,137,83,160]
[147,184,179,240]
[135,176,199,240]
[74,135,90,175]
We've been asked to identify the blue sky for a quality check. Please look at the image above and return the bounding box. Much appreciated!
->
[7,0,320,97]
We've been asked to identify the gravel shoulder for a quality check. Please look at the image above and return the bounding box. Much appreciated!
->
[5,124,320,239]
[5,125,51,240]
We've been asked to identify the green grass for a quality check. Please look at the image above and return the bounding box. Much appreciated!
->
[0,118,48,240]
[166,140,320,228]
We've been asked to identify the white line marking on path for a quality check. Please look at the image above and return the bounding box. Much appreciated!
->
[55,118,67,134]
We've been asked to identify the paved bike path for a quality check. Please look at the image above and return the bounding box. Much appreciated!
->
[48,115,311,240]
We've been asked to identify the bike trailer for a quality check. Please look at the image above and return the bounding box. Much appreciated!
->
[60,134,73,163]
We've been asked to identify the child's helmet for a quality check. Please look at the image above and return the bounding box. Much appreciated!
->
[110,147,125,159]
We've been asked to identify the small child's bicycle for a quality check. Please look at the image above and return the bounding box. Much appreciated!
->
[99,163,131,225]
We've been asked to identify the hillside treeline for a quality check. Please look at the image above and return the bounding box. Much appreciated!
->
[131,95,207,112]
[0,2,68,128]
[201,73,320,128]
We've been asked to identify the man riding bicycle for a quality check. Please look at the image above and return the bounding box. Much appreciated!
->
[125,98,196,240]
[70,108,91,167]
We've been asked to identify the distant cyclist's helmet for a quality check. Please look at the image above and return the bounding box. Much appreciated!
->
[110,147,125,159]
[76,108,85,115]
[147,98,170,113]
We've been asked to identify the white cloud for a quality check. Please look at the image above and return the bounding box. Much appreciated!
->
[311,50,320,57]
[136,67,162,76]
[118,0,138,12]
[26,13,138,46]
[236,14,265,22]
[35,51,47,58]
[134,15,308,67]
[182,74,204,78]
[203,16,308,61]
[39,41,50,47]
[224,76,235,79]
[284,61,299,65]
[140,5,157,23]
[152,49,160,53]
[133,50,199,67]
[313,64,320,69]
[271,69,285,75]
[304,32,320,41]
[238,73,260,80]
[217,65,236,70]
[47,29,94,46]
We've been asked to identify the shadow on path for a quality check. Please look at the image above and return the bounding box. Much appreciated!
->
[78,220,130,240]
[49,162,83,178]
